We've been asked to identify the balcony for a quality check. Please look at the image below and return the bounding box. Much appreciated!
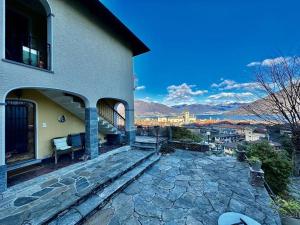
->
[5,0,51,71]
[5,35,51,70]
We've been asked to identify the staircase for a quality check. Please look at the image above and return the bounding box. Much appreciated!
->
[132,136,168,151]
[39,90,121,134]
[132,139,157,151]
[46,148,161,225]
[0,147,161,225]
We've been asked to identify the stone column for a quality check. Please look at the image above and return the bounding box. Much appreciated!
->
[125,107,135,145]
[85,107,99,159]
[0,103,7,192]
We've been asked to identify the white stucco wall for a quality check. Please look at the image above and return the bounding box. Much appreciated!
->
[0,0,140,166]
[0,0,135,109]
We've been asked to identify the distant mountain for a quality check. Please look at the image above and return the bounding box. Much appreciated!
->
[226,97,273,115]
[134,100,177,116]
[134,100,246,116]
[172,102,246,115]
[226,89,289,115]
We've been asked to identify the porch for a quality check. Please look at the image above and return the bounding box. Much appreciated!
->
[7,143,123,187]
[0,88,135,192]
[0,147,159,225]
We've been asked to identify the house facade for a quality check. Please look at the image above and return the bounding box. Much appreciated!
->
[0,0,149,192]
[244,127,268,142]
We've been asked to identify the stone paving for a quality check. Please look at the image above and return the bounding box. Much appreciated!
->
[0,146,154,225]
[289,177,300,202]
[84,150,281,225]
[136,136,168,144]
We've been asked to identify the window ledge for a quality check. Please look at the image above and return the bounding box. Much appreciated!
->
[2,59,54,74]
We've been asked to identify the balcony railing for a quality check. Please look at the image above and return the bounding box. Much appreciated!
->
[5,34,51,70]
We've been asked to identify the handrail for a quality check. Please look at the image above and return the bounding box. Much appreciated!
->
[5,34,51,70]
[99,100,126,132]
[102,100,125,120]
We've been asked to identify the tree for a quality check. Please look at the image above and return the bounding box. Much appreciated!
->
[243,56,300,175]
[247,141,292,194]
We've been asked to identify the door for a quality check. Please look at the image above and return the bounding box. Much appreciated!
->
[5,100,36,165]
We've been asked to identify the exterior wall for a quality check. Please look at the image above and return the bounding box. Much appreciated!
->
[245,129,266,142]
[0,0,140,192]
[7,89,85,159]
[0,0,135,109]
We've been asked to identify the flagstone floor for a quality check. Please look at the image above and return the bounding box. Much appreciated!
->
[0,146,154,225]
[84,150,281,225]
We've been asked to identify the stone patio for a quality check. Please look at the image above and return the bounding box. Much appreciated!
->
[84,150,281,225]
[0,146,157,225]
[136,136,168,144]
[289,177,300,202]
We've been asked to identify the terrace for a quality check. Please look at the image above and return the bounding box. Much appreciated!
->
[84,150,280,225]
[0,146,280,225]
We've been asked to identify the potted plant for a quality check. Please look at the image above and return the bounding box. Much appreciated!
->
[275,197,300,225]
[248,156,262,171]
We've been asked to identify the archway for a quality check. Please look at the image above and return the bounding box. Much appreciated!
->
[97,98,129,147]
[4,88,88,168]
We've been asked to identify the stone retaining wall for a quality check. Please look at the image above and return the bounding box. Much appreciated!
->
[0,165,6,193]
[168,141,209,152]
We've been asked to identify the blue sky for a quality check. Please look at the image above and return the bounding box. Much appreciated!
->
[101,0,300,106]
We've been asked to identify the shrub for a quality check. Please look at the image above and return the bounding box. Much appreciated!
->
[279,135,294,158]
[246,141,292,195]
[248,156,261,164]
[171,127,202,142]
[274,197,300,218]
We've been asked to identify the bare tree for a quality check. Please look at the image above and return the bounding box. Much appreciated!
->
[243,56,300,175]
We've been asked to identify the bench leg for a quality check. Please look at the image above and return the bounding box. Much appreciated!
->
[71,151,74,160]
[55,151,58,165]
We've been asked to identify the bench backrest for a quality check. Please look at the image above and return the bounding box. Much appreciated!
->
[53,137,69,150]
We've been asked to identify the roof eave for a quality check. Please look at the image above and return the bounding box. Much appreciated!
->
[82,0,150,56]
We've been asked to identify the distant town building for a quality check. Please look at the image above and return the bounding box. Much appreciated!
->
[269,141,282,151]
[280,128,292,137]
[182,111,196,124]
[245,127,268,142]
[223,142,238,155]
[215,133,241,143]
[136,111,196,126]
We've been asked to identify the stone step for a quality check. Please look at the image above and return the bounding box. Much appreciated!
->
[0,149,155,225]
[40,150,156,225]
[48,153,161,225]
[134,141,158,146]
[132,143,157,150]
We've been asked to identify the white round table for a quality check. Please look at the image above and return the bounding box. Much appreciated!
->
[218,212,261,225]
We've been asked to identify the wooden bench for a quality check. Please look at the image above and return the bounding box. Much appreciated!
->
[53,137,74,165]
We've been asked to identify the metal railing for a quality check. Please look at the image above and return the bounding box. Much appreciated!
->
[5,34,51,70]
[136,125,170,138]
[99,100,126,132]
[136,126,170,153]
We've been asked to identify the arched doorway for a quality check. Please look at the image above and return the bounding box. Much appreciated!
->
[4,88,88,167]
[5,99,36,165]
[97,98,128,148]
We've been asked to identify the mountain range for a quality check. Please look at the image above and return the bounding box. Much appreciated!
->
[134,100,247,116]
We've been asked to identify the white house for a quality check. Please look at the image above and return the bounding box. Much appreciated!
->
[0,0,149,192]
[245,127,268,142]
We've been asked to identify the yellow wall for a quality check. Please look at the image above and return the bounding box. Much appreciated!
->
[7,90,85,159]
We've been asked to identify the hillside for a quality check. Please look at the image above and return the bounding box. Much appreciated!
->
[134,100,245,116]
